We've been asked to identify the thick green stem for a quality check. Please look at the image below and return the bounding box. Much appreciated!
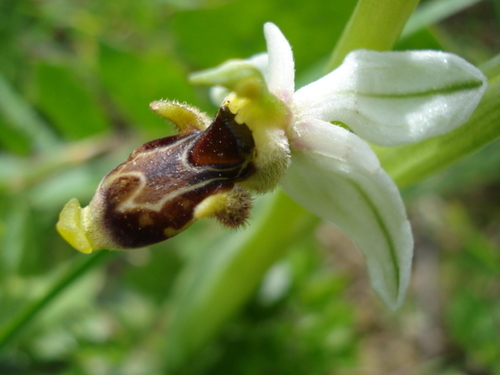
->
[165,191,317,371]
[0,250,114,353]
[326,0,421,71]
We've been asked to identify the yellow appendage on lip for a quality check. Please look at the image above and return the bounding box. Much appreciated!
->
[194,187,251,228]
[56,198,94,254]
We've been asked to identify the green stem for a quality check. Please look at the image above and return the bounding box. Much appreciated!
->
[165,191,318,371]
[326,0,421,71]
[0,250,114,353]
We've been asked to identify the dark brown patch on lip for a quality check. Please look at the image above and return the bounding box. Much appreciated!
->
[190,106,255,167]
[102,179,233,248]
[96,107,256,249]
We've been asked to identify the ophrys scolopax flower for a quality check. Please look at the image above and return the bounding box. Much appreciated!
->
[57,22,487,308]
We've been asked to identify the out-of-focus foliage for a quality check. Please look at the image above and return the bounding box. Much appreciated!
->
[0,0,499,374]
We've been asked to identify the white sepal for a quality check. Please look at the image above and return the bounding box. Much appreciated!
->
[281,119,413,309]
[263,22,295,102]
[294,50,487,146]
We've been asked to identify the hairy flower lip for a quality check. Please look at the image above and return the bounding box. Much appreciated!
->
[56,103,260,253]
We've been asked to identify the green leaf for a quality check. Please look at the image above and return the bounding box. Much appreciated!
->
[34,62,110,139]
[170,0,356,74]
[401,0,483,39]
[98,44,197,136]
[448,292,500,371]
[0,74,58,153]
[0,250,113,353]
[0,117,31,155]
[0,197,30,274]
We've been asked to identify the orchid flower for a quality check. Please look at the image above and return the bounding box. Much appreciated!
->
[188,23,487,309]
[57,22,486,310]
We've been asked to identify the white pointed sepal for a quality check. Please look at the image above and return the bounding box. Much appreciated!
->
[294,50,488,146]
[281,119,413,309]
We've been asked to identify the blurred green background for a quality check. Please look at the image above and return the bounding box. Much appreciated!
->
[0,0,499,374]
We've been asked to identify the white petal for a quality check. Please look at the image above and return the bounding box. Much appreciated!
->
[263,22,295,102]
[294,50,487,146]
[282,119,413,309]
